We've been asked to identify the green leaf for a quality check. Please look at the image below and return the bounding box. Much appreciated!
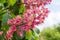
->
[0,12,3,20]
[0,11,7,20]
[30,36,35,40]
[2,13,12,32]
[0,0,6,4]
[34,36,39,40]
[19,4,26,14]
[8,0,16,6]
[4,2,9,7]
[12,6,19,15]
[0,35,5,40]
[0,5,3,10]
[0,21,2,30]
[12,32,21,40]
[25,30,32,39]
[34,27,40,34]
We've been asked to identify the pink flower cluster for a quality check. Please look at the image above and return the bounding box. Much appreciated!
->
[6,16,23,40]
[22,0,52,8]
[7,15,22,25]
[7,7,49,39]
[6,25,16,40]
[6,0,51,40]
[23,7,49,26]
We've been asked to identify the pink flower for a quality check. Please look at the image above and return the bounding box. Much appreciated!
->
[6,33,13,40]
[6,25,16,40]
[11,25,16,31]
[7,19,14,25]
[22,0,52,8]
[17,31,23,36]
[7,15,22,26]
[13,15,22,25]
[0,31,3,35]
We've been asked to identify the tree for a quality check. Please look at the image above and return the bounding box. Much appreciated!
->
[0,0,52,40]
[40,24,60,40]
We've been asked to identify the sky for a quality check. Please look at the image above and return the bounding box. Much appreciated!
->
[37,0,60,31]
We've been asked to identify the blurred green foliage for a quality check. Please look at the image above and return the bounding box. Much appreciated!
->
[40,24,60,40]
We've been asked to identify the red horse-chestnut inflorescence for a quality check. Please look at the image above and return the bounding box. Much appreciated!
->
[0,0,52,40]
